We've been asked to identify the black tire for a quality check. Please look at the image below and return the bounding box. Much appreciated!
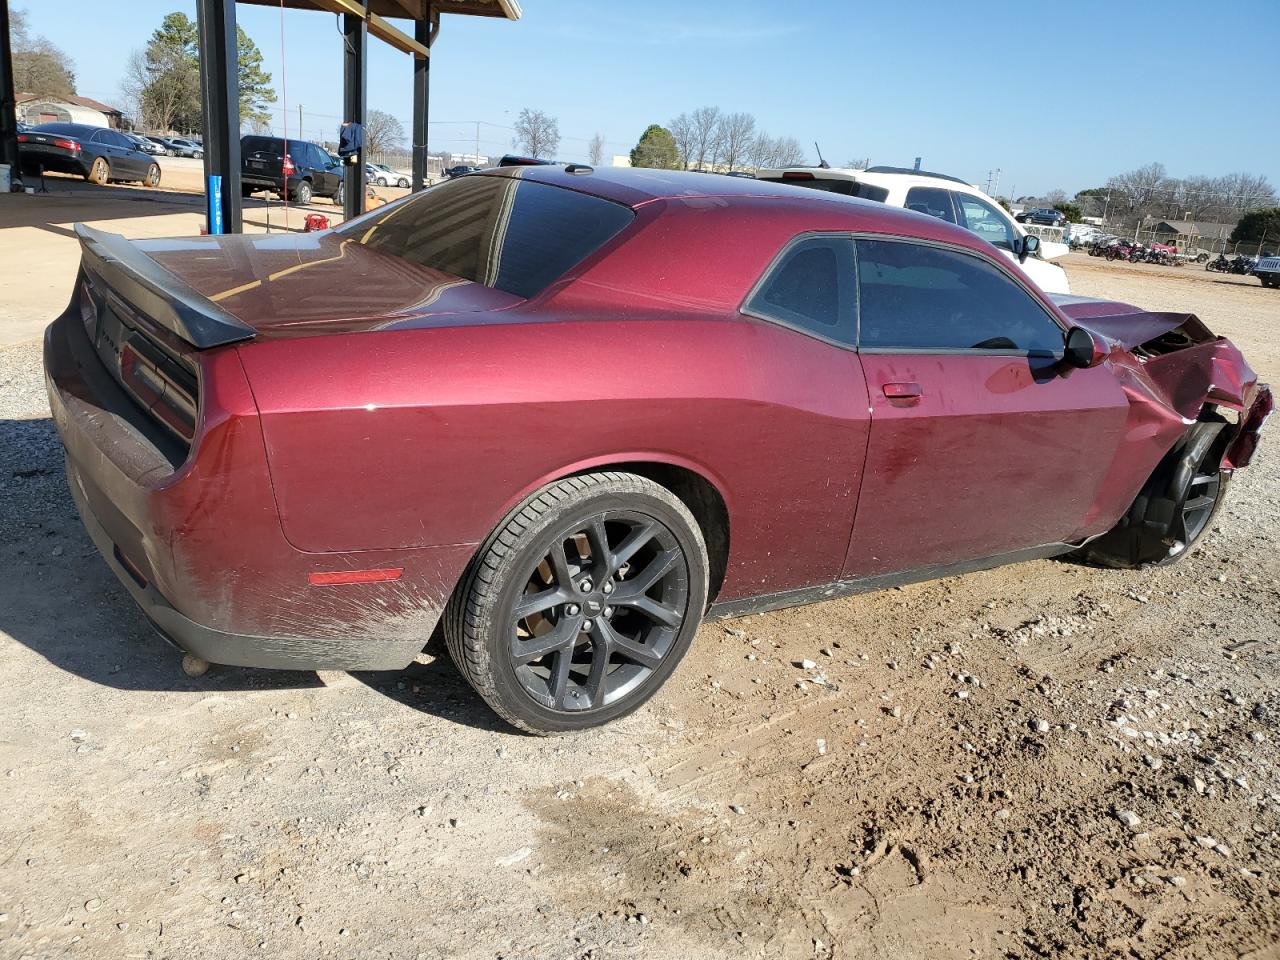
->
[1075,420,1229,569]
[291,179,312,205]
[241,184,255,198]
[376,176,388,186]
[144,164,161,188]
[444,472,709,734]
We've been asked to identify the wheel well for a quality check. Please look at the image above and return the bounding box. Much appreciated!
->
[584,461,730,603]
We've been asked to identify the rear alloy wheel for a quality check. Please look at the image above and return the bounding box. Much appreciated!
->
[144,164,161,187]
[87,156,109,185]
[291,179,312,205]
[445,472,709,734]
[1075,420,1228,569]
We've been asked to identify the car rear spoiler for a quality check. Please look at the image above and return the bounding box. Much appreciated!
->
[75,223,256,349]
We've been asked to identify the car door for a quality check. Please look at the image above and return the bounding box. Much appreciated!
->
[98,130,141,178]
[88,130,118,175]
[843,237,1130,579]
[313,145,340,195]
[113,131,148,177]
[741,233,872,590]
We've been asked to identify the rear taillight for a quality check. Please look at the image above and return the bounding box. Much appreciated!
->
[53,137,79,151]
[16,133,27,143]
[282,154,295,176]
[782,171,815,180]
[117,337,198,444]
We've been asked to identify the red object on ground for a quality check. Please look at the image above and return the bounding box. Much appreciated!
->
[43,167,1269,683]
[303,213,329,232]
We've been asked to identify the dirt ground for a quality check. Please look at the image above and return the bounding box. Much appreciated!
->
[1,231,1278,960]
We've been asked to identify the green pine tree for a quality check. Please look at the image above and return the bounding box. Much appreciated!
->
[630,124,679,170]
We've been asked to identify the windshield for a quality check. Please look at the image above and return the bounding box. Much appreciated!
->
[335,175,635,299]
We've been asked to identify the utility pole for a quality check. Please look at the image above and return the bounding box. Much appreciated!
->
[298,104,304,143]
[475,120,480,163]
[991,168,1001,199]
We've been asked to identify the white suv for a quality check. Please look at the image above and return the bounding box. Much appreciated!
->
[757,165,1070,294]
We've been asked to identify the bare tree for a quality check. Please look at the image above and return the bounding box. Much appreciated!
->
[10,8,76,98]
[588,132,605,167]
[121,47,195,132]
[365,109,407,157]
[1217,172,1276,217]
[1107,162,1172,221]
[512,108,560,160]
[687,106,723,170]
[667,112,695,170]
[1172,175,1220,221]
[771,136,806,167]
[717,112,756,172]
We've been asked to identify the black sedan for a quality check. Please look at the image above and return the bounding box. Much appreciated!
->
[1016,207,1067,226]
[18,123,161,187]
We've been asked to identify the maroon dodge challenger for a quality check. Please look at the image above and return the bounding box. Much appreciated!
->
[45,166,1271,733]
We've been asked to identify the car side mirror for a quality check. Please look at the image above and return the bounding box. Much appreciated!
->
[1064,326,1107,369]
[1016,234,1041,263]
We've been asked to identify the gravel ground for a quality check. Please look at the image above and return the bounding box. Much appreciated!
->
[1,257,1278,960]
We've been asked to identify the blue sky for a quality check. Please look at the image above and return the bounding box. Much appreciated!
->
[20,0,1280,197]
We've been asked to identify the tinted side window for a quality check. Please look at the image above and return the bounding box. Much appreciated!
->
[336,176,634,299]
[856,239,1063,353]
[904,186,956,223]
[955,193,1017,250]
[745,235,855,343]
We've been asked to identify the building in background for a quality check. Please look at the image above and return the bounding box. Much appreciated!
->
[16,94,126,129]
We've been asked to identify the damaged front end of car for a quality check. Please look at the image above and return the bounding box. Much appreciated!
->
[1052,295,1272,567]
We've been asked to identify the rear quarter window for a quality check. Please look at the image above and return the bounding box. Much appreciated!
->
[336,176,635,299]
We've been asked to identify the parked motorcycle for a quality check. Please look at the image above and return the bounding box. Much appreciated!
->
[1206,253,1231,273]
[1229,255,1257,276]
[1106,241,1139,262]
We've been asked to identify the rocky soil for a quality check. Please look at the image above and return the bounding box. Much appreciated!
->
[1,257,1278,960]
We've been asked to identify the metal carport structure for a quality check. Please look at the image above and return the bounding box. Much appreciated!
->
[0,0,520,231]
[202,0,519,231]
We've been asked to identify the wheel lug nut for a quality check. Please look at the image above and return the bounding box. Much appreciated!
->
[604,606,614,618]
[578,578,593,593]
[602,582,614,595]
[582,619,594,632]
[565,604,580,616]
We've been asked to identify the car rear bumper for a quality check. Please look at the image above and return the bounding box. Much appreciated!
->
[64,458,423,670]
[45,308,452,672]
[19,150,88,177]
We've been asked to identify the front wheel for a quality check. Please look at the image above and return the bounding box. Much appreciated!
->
[444,472,709,734]
[376,176,388,186]
[1075,421,1228,569]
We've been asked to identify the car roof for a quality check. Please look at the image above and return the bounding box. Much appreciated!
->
[31,122,98,136]
[481,164,872,208]
[473,164,996,252]
[757,164,989,197]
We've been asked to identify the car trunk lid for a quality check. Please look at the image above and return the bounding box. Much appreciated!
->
[131,231,523,339]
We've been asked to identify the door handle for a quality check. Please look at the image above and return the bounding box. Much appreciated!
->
[882,382,923,401]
